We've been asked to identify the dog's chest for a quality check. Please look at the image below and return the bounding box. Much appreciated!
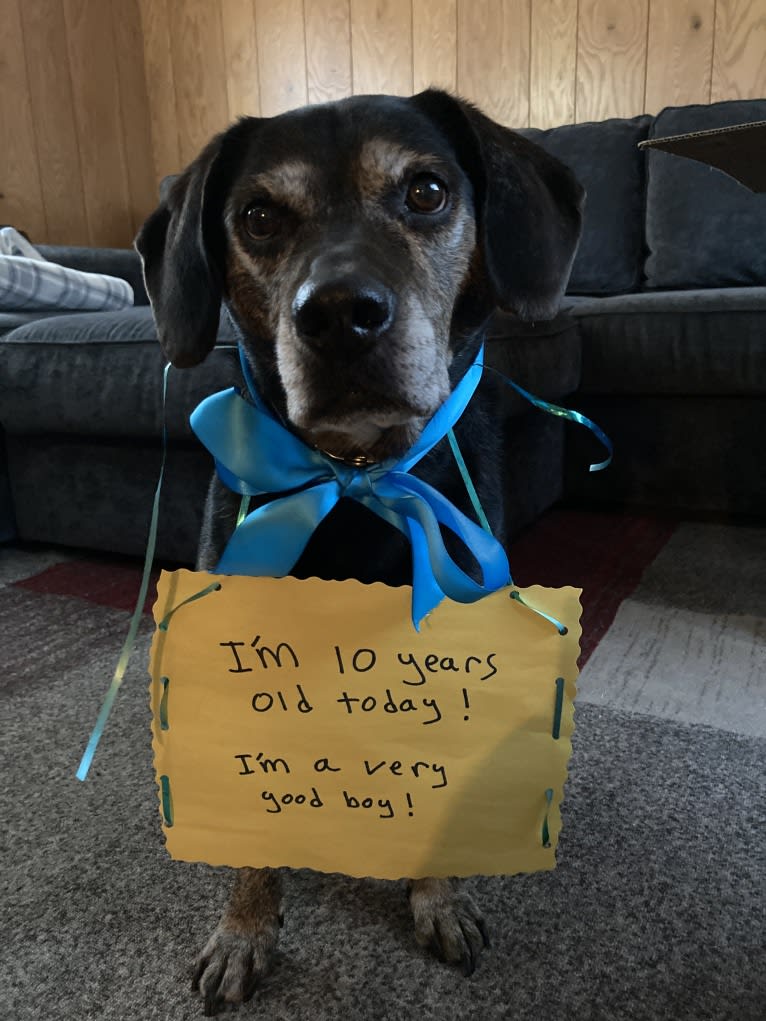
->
[292,498,413,587]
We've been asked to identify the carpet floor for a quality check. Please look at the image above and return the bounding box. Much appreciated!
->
[1,510,764,1021]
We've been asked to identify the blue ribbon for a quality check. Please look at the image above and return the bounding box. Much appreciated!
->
[191,346,511,628]
[483,366,613,473]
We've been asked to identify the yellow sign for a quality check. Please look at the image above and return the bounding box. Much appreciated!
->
[149,571,581,880]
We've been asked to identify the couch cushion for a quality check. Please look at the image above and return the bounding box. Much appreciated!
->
[1,305,581,444]
[521,116,651,296]
[486,311,580,406]
[6,434,211,562]
[563,287,766,395]
[2,304,230,344]
[0,309,70,336]
[645,100,766,289]
[0,307,242,439]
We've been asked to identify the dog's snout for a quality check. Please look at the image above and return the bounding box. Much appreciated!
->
[292,279,395,349]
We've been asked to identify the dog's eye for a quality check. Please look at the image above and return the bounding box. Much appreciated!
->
[243,203,281,240]
[406,175,448,214]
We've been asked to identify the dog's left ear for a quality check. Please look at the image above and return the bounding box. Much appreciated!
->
[411,90,584,320]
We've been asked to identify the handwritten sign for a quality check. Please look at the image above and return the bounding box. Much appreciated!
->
[149,571,581,879]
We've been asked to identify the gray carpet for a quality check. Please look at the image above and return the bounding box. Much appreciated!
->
[1,524,764,1020]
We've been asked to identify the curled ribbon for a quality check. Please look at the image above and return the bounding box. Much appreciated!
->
[483,365,613,473]
[191,346,511,628]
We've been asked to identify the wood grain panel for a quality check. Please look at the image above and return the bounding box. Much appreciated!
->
[645,1,715,112]
[255,0,308,116]
[138,0,181,182]
[7,0,766,248]
[350,0,414,96]
[413,0,457,93]
[168,0,229,166]
[63,0,132,246]
[712,0,766,100]
[530,0,578,127]
[113,0,158,236]
[0,0,47,240]
[221,0,261,119]
[17,0,86,244]
[306,0,352,104]
[576,0,650,121]
[458,0,530,126]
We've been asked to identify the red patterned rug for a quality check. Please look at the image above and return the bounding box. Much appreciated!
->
[11,508,677,667]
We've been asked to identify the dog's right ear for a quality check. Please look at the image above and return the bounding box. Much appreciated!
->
[411,90,584,321]
[135,121,255,368]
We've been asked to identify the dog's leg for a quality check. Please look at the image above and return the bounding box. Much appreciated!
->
[193,867,283,1015]
[408,877,489,976]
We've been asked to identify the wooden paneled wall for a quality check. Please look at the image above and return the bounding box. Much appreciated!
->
[2,0,766,247]
[1,0,155,246]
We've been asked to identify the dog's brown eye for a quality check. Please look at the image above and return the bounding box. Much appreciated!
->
[406,175,448,214]
[243,203,281,240]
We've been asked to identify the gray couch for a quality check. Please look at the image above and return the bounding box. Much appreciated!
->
[1,98,764,563]
[522,99,766,516]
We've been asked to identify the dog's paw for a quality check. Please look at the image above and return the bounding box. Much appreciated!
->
[191,919,280,1016]
[408,878,490,977]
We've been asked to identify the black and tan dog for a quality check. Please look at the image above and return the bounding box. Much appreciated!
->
[136,89,583,1015]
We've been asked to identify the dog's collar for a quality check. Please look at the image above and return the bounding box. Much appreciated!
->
[320,448,377,468]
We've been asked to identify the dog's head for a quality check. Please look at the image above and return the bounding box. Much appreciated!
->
[136,91,583,463]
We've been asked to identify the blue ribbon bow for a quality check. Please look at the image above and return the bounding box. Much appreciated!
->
[190,346,511,627]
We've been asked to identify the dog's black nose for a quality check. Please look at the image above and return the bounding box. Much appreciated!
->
[292,279,395,348]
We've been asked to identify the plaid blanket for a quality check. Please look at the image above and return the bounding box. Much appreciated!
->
[0,227,133,311]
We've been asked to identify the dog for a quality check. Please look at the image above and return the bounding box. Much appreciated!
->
[136,89,583,1015]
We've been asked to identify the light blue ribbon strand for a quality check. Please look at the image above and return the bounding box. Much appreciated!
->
[446,427,495,538]
[191,345,510,628]
[484,364,613,472]
[510,589,568,635]
[76,364,172,781]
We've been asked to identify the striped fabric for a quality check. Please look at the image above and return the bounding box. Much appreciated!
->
[0,227,133,311]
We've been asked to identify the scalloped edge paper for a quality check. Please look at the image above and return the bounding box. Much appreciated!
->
[149,571,581,879]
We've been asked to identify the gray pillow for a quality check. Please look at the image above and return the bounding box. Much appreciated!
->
[644,99,766,289]
[521,116,651,296]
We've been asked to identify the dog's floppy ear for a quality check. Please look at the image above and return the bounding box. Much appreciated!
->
[411,90,584,320]
[135,120,255,367]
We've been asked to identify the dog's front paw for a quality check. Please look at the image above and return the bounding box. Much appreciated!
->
[192,920,280,1016]
[409,877,490,976]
